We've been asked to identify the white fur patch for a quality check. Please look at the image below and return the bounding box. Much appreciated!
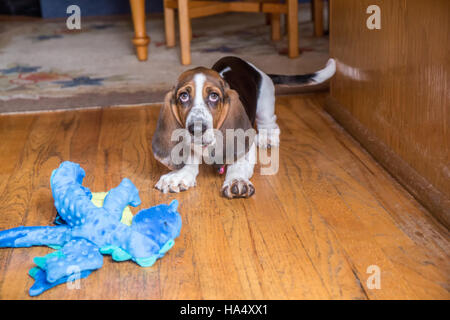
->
[186,73,215,145]
[246,61,280,148]
[312,58,336,83]
[192,73,206,106]
[223,142,256,184]
[155,163,199,193]
[219,67,231,77]
[257,127,280,149]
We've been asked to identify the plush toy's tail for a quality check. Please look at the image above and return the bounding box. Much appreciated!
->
[0,226,71,248]
[29,266,92,297]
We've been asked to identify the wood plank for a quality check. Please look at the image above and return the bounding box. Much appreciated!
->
[0,114,35,292]
[0,94,448,299]
[261,3,287,14]
[228,2,261,13]
[189,3,229,19]
[0,110,102,299]
[275,95,449,299]
[165,0,260,12]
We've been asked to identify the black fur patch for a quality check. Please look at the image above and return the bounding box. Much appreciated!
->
[212,56,262,125]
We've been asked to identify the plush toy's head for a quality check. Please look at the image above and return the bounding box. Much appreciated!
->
[51,162,85,188]
[131,200,182,248]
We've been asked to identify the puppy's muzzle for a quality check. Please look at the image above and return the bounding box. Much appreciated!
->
[186,120,215,147]
[188,122,207,135]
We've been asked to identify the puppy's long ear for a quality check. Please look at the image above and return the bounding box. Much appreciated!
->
[152,90,185,170]
[217,89,252,131]
[217,89,255,163]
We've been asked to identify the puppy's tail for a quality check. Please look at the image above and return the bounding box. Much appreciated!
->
[268,58,336,86]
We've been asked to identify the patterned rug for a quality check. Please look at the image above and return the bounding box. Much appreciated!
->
[0,6,329,113]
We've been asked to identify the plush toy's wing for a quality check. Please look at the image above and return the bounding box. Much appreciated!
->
[34,238,103,284]
[0,226,71,248]
[129,200,182,267]
[131,200,182,247]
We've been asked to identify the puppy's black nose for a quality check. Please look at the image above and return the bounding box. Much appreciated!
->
[188,123,207,135]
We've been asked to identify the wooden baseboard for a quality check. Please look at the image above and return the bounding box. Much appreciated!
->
[325,96,450,229]
[274,81,329,95]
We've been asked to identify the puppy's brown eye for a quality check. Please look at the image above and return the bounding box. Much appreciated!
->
[179,92,189,104]
[209,92,219,103]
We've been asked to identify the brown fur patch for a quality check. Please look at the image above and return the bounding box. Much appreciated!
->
[172,68,229,129]
[153,68,255,170]
[152,90,186,170]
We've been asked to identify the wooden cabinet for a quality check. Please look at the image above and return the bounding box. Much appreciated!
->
[326,0,449,227]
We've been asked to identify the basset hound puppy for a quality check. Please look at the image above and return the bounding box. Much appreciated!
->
[152,56,336,199]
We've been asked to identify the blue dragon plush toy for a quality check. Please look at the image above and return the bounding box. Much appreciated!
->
[0,161,182,296]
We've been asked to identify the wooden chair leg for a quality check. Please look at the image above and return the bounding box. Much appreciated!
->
[164,0,176,47]
[287,0,299,58]
[129,0,150,61]
[271,13,281,41]
[313,0,324,37]
[284,14,288,35]
[188,19,192,41]
[178,0,191,65]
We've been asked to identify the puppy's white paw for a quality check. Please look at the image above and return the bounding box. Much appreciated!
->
[221,178,255,199]
[257,128,280,149]
[155,170,196,193]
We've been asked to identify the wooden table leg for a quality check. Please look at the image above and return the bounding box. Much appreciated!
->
[287,0,299,58]
[178,0,191,65]
[313,0,324,37]
[130,0,150,61]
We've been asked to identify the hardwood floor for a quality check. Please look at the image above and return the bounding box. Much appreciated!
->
[0,93,448,299]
